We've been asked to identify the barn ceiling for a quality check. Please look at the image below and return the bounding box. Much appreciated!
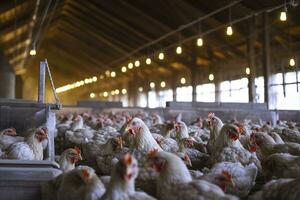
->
[0,0,300,98]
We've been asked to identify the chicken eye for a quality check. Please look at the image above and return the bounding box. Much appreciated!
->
[132,122,136,126]
[71,152,78,155]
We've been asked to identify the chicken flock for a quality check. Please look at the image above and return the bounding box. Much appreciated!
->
[1,111,300,200]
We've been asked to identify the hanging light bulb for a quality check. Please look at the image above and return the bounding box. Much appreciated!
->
[180,77,186,84]
[128,62,133,69]
[245,67,250,75]
[158,52,164,60]
[29,43,37,56]
[115,89,120,95]
[146,58,151,65]
[134,60,140,67]
[122,89,127,94]
[90,93,95,98]
[105,70,110,77]
[280,5,287,22]
[121,66,127,72]
[226,25,233,36]
[160,81,166,88]
[150,82,155,89]
[100,75,104,79]
[110,71,116,77]
[176,46,182,54]
[138,87,143,92]
[289,58,296,66]
[209,74,214,81]
[103,91,108,97]
[92,76,97,82]
[197,37,203,47]
[280,11,287,21]
[226,7,233,36]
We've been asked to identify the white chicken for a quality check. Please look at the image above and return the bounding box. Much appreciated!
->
[262,153,300,179]
[125,117,162,152]
[201,162,257,197]
[212,124,261,171]
[278,128,300,143]
[70,115,84,131]
[174,121,209,169]
[100,153,155,200]
[249,177,300,200]
[268,132,284,144]
[2,127,48,160]
[206,113,224,155]
[95,137,129,175]
[250,131,300,159]
[0,128,24,150]
[58,147,82,172]
[147,150,238,200]
[43,165,105,200]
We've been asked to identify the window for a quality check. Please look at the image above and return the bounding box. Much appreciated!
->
[120,95,128,107]
[196,83,215,102]
[176,86,192,102]
[255,76,264,103]
[158,89,173,107]
[270,72,300,110]
[220,78,248,102]
[148,91,159,108]
[137,93,147,107]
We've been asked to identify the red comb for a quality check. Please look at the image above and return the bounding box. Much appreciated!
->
[123,153,133,165]
[208,112,215,119]
[221,170,231,180]
[127,117,132,123]
[147,149,158,158]
[74,146,81,154]
[81,168,89,178]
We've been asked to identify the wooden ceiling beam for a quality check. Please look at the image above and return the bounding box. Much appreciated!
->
[62,6,130,55]
[0,0,28,14]
[88,0,154,42]
[68,1,150,48]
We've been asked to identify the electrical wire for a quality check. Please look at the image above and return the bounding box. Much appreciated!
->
[32,0,53,47]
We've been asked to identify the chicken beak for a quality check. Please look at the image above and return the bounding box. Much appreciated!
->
[230,179,235,187]
[123,171,133,182]
[184,154,192,167]
[78,153,83,161]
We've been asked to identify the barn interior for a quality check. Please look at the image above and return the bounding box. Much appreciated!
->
[0,0,300,200]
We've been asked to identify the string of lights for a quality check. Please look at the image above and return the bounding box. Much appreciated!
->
[55,0,297,97]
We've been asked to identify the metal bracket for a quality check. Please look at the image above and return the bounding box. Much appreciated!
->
[37,59,62,109]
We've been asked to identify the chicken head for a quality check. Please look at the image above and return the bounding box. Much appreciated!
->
[125,118,143,136]
[67,147,82,164]
[224,124,240,141]
[111,136,124,151]
[117,153,139,182]
[1,128,17,136]
[147,149,166,172]
[215,170,235,192]
[35,127,48,142]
